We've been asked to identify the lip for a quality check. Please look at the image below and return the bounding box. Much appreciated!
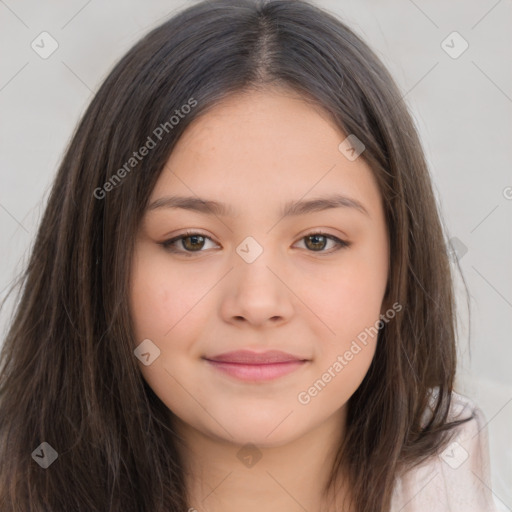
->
[206,350,306,364]
[203,350,309,382]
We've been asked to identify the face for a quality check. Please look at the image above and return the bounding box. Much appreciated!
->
[129,87,389,448]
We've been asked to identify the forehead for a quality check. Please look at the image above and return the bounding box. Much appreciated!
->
[174,87,342,161]
[151,87,382,218]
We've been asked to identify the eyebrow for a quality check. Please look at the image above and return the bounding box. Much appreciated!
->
[146,193,370,218]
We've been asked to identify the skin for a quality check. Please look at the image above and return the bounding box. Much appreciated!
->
[129,86,389,512]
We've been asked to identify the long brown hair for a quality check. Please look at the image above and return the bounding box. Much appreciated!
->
[0,1,472,510]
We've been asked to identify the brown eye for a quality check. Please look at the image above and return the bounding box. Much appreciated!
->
[181,234,206,251]
[160,232,218,254]
[304,234,328,251]
[297,233,350,253]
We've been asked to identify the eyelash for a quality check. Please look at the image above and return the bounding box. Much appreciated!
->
[159,230,351,256]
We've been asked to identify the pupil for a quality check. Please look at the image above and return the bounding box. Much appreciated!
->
[307,235,326,251]
[184,235,204,251]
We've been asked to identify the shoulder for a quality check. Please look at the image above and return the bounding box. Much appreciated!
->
[391,389,500,512]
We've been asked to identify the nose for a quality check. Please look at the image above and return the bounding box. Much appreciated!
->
[219,251,295,328]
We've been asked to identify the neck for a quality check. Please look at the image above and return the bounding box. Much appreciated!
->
[173,406,350,512]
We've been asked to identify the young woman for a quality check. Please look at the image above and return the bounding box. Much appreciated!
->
[0,0,499,510]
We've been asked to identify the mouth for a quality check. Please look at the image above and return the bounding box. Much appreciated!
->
[203,350,309,382]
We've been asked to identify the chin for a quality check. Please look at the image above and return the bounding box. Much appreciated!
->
[224,427,296,449]
[209,410,304,448]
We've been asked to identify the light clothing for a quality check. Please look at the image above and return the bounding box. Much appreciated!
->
[390,390,500,511]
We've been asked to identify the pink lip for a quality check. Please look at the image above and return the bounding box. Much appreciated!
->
[204,350,309,382]
[207,349,305,364]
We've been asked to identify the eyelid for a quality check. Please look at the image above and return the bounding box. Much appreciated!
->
[160,229,220,250]
[295,231,351,254]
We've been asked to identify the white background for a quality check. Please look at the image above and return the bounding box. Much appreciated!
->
[0,0,510,508]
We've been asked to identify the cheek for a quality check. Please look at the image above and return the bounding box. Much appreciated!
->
[297,341,376,416]
[342,257,386,320]
[130,261,171,341]
[306,255,387,345]
[304,239,387,386]
[130,249,206,342]
[129,250,208,415]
